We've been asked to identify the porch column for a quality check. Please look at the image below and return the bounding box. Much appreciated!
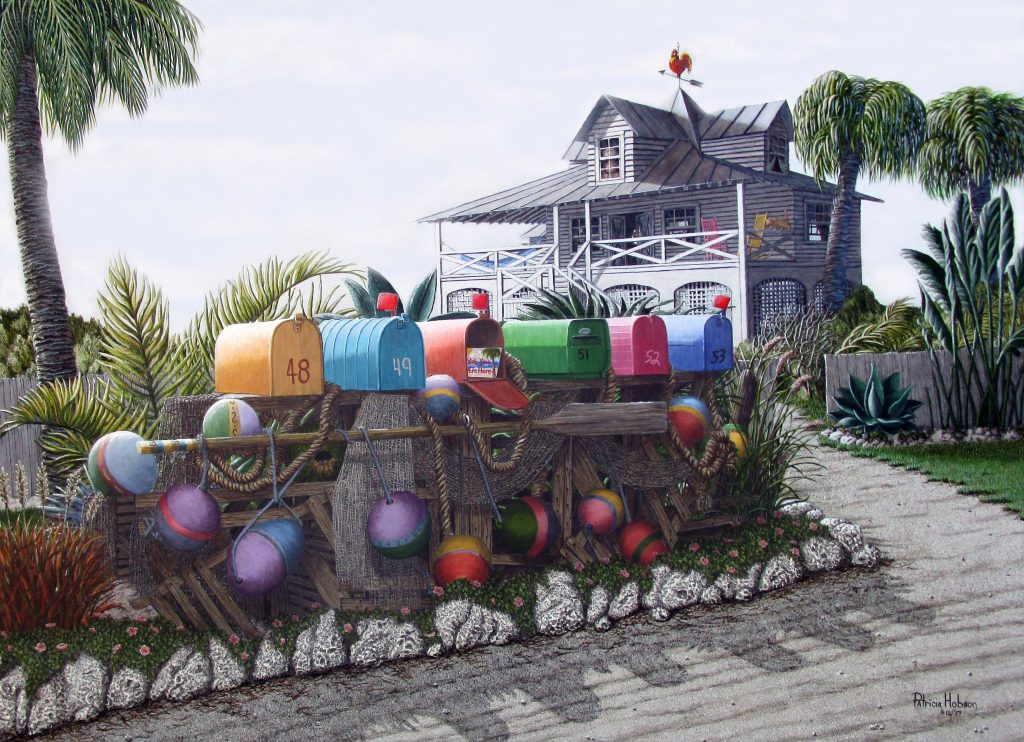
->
[736,183,749,343]
[435,221,444,315]
[584,201,592,282]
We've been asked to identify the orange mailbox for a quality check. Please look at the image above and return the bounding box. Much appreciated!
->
[417,318,529,410]
[215,317,325,397]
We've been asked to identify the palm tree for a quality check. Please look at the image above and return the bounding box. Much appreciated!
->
[0,1,201,384]
[917,87,1024,225]
[794,71,926,312]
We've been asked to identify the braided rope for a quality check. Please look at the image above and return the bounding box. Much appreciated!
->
[423,411,454,538]
[602,366,618,403]
[201,384,342,493]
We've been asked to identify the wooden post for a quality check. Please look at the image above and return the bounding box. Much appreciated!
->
[584,201,593,282]
[435,221,444,315]
[735,182,749,343]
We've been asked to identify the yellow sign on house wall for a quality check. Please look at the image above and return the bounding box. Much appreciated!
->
[214,317,325,397]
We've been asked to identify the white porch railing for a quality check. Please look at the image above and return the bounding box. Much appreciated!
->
[438,243,557,278]
[567,231,739,282]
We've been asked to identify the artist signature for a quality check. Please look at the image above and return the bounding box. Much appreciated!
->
[912,692,978,717]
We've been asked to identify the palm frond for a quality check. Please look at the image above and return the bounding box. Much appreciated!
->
[837,299,926,353]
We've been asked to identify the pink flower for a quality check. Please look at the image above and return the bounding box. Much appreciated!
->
[758,540,769,549]
[112,644,121,654]
[791,548,800,556]
[585,578,594,586]
[513,597,525,608]
[599,556,610,565]
[342,623,353,633]
[471,580,483,588]
[5,645,12,652]
[809,522,819,531]
[139,645,150,656]
[136,615,148,623]
[728,549,739,559]
[775,528,784,537]
[619,569,630,578]
[726,566,736,574]
[574,562,584,572]
[240,651,250,661]
[229,634,240,646]
[490,598,496,606]
[44,622,56,629]
[56,643,68,651]
[0,631,7,639]
[34,642,46,653]
[149,625,160,634]
[88,627,97,634]
[311,602,321,610]
[272,620,283,629]
[699,556,709,567]
[432,586,444,597]
[774,512,783,520]
[756,516,767,525]
[790,540,799,546]
[279,637,286,646]
[127,626,138,637]
[689,542,700,552]
[400,606,411,616]
[176,625,185,632]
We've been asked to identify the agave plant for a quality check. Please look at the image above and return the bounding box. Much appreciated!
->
[343,268,436,320]
[0,251,358,478]
[518,284,665,320]
[829,365,922,435]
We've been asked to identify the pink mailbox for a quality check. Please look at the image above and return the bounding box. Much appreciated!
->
[604,316,670,376]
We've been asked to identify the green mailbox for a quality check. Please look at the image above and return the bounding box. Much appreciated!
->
[501,319,611,380]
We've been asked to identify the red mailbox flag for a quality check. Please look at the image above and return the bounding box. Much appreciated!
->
[713,294,731,311]
[377,292,399,314]
[471,293,490,313]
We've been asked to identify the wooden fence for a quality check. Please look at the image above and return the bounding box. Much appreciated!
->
[0,375,42,480]
[824,351,1024,431]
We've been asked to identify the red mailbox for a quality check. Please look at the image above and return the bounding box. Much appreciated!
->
[417,318,529,410]
[604,316,670,377]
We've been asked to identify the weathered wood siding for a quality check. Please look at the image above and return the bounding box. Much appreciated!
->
[586,106,634,185]
[700,133,766,170]
[0,376,43,489]
[824,350,1024,431]
[767,119,791,173]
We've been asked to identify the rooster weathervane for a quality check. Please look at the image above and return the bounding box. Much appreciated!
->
[659,44,703,88]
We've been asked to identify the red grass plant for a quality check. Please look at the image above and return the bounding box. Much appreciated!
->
[0,514,116,632]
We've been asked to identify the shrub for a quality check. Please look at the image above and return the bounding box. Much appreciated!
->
[0,513,116,632]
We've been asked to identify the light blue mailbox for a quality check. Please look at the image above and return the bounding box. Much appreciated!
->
[661,314,734,372]
[319,316,425,391]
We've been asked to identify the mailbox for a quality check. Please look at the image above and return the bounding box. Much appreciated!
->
[501,319,610,380]
[319,316,425,391]
[215,317,325,396]
[604,316,670,377]
[417,318,529,410]
[661,314,734,372]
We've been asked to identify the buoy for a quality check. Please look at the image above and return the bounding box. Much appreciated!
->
[577,488,626,536]
[153,484,221,551]
[418,374,462,421]
[227,518,304,598]
[202,398,261,438]
[668,395,711,448]
[723,423,748,459]
[86,431,157,498]
[432,534,491,587]
[495,496,559,558]
[618,520,669,566]
[367,490,431,559]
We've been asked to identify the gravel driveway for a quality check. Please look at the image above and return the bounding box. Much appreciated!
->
[42,441,1024,741]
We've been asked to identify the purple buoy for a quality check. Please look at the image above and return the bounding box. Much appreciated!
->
[226,518,304,598]
[367,490,430,559]
[153,484,221,551]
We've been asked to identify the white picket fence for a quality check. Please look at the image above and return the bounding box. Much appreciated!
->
[824,350,1024,431]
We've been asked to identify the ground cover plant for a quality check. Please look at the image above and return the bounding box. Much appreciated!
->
[821,437,1024,517]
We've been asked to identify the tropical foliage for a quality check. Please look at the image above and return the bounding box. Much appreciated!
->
[1,0,201,383]
[917,87,1024,223]
[828,365,922,435]
[740,308,836,399]
[902,191,1024,430]
[837,299,927,354]
[343,269,436,321]
[794,71,926,311]
[0,252,357,478]
[0,306,103,377]
[518,284,664,320]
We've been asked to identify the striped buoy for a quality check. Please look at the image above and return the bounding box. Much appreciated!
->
[432,534,491,587]
[668,395,711,448]
[86,431,157,498]
[618,520,669,566]
[153,484,221,551]
[227,518,304,598]
[577,488,626,535]
[202,398,261,438]
[418,374,461,421]
[367,490,431,559]
[496,496,559,558]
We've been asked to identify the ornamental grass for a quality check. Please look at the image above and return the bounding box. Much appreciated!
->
[0,512,116,632]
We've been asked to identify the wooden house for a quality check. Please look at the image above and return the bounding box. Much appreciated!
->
[421,90,880,342]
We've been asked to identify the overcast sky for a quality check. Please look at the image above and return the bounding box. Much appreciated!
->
[1,0,1022,330]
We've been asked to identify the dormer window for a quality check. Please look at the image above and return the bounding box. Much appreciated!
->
[598,136,622,181]
[767,134,789,173]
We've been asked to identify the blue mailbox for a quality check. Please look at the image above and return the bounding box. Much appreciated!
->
[661,314,734,372]
[319,316,426,391]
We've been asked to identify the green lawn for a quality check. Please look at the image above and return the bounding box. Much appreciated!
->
[840,439,1024,518]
